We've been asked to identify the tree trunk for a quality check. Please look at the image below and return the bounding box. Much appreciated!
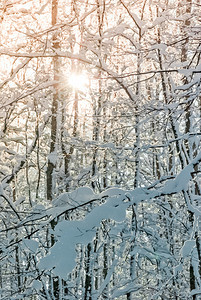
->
[46,0,59,201]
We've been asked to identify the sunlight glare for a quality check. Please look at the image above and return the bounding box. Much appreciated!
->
[68,73,89,91]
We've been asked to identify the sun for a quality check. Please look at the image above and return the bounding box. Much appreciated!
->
[68,73,89,91]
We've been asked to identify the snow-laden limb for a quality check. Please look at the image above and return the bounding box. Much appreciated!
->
[181,240,196,258]
[0,184,21,220]
[0,80,57,109]
[2,116,50,186]
[0,47,91,60]
[190,289,201,296]
[22,238,39,253]
[38,151,201,278]
[151,43,167,54]
[38,188,126,277]
[52,186,95,207]
[111,283,141,299]
[0,58,31,89]
[119,0,146,31]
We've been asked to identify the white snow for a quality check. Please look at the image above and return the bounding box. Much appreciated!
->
[152,16,166,26]
[151,43,167,54]
[53,187,95,207]
[22,239,38,253]
[38,189,127,277]
[181,240,196,258]
[131,13,146,29]
[38,151,201,278]
[178,69,193,77]
[32,280,42,291]
[47,151,57,165]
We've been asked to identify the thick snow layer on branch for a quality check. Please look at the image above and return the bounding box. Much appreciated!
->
[38,188,126,277]
[151,43,167,54]
[52,186,95,207]
[190,289,201,296]
[181,240,196,258]
[22,239,38,253]
[38,152,201,278]
[130,12,146,29]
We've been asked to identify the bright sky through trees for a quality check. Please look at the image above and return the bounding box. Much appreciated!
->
[68,72,89,91]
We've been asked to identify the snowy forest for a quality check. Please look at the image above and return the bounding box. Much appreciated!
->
[0,0,200,299]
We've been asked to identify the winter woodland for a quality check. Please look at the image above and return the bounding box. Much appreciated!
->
[0,0,200,299]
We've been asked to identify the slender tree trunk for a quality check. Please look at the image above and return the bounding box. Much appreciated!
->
[127,3,143,298]
[84,243,92,300]
[91,0,105,192]
[46,1,61,298]
[61,89,79,192]
[179,1,201,295]
[46,0,59,201]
